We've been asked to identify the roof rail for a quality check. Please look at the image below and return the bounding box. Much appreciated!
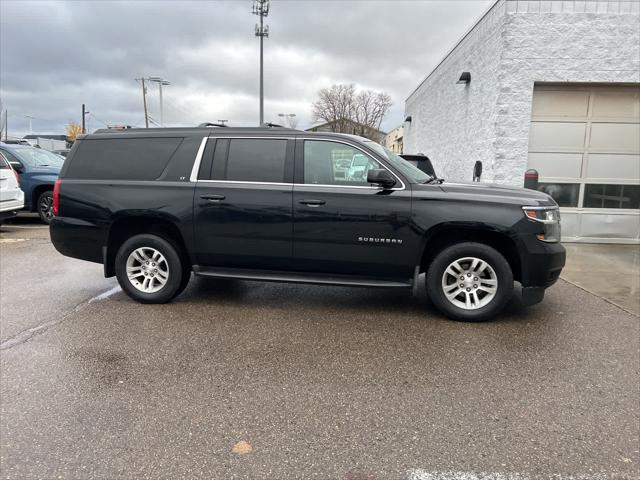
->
[198,122,228,128]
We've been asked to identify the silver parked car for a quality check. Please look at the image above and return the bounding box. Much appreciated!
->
[0,152,25,223]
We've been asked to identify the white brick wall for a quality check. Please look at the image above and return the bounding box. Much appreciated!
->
[404,0,640,185]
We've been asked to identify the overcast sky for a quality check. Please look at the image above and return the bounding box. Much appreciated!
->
[1,0,492,137]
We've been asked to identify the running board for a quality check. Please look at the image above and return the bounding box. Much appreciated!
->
[192,266,412,288]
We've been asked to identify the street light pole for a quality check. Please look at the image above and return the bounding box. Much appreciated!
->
[278,113,296,128]
[253,0,269,126]
[24,115,34,135]
[148,77,171,127]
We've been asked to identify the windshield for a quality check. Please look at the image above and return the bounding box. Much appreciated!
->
[364,141,431,183]
[11,147,65,168]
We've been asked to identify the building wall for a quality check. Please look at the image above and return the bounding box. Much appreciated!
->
[404,0,640,185]
[382,125,404,153]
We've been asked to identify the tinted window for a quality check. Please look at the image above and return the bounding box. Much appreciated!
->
[0,153,9,169]
[584,184,640,209]
[66,137,182,180]
[538,183,580,207]
[211,139,287,183]
[303,140,382,186]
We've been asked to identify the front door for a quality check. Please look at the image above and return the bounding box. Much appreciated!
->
[193,136,295,269]
[292,138,414,280]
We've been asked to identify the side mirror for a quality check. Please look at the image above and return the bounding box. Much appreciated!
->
[367,169,396,189]
[473,161,483,182]
[9,161,24,174]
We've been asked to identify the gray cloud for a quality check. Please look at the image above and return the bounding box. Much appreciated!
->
[0,0,492,136]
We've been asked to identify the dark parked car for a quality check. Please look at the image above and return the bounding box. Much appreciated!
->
[50,127,565,321]
[0,143,63,223]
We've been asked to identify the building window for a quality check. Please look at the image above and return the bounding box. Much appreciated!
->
[537,183,580,207]
[584,184,640,209]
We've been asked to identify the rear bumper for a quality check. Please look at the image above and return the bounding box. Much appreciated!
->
[49,216,104,264]
[0,193,25,214]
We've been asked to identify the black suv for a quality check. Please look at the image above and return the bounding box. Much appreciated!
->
[50,127,565,321]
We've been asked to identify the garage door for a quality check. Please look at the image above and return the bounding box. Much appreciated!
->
[528,84,640,243]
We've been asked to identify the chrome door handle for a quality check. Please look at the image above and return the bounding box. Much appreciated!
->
[200,194,225,201]
[299,199,325,207]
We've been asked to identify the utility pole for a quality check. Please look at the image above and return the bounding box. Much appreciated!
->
[82,104,86,134]
[148,77,170,126]
[253,0,269,126]
[138,77,149,128]
[3,110,7,141]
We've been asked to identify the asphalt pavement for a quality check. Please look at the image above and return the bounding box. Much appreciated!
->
[0,217,638,480]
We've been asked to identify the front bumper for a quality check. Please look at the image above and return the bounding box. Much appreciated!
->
[515,235,566,305]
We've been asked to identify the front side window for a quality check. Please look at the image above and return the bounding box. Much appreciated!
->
[211,139,287,183]
[303,140,382,186]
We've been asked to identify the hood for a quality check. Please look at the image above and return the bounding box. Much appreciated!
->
[414,181,557,207]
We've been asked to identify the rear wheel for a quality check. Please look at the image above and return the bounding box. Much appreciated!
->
[426,242,513,322]
[115,234,188,303]
[37,190,54,224]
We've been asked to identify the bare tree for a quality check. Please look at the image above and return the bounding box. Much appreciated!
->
[287,116,298,129]
[311,84,356,133]
[311,84,392,141]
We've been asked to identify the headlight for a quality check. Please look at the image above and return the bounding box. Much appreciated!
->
[522,206,561,243]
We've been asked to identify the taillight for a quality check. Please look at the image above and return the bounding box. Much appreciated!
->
[12,168,19,184]
[53,179,61,216]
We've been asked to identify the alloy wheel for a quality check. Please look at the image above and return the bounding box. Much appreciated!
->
[125,247,170,293]
[441,256,498,310]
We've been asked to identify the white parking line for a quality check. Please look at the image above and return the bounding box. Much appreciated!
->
[407,472,610,480]
[3,225,48,229]
[0,284,121,350]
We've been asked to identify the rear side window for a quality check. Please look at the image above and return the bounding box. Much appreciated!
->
[66,137,182,180]
[0,154,9,169]
[209,139,287,183]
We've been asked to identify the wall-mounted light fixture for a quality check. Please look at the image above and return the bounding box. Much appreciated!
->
[404,115,412,123]
[457,72,471,84]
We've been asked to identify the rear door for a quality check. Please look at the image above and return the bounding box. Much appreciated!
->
[0,153,22,206]
[193,136,295,269]
[292,138,414,280]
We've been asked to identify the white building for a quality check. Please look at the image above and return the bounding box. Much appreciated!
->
[404,0,639,243]
[382,125,404,153]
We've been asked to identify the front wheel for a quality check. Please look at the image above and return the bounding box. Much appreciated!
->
[37,190,54,224]
[426,242,513,322]
[115,234,187,304]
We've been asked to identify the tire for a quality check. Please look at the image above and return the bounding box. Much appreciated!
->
[115,234,187,304]
[37,190,54,224]
[426,242,513,322]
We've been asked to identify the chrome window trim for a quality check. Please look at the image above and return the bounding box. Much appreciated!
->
[298,137,406,191]
[196,179,293,186]
[189,136,294,183]
[189,135,407,190]
[189,137,209,182]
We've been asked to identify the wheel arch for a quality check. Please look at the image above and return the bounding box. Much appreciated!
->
[104,214,190,278]
[418,223,522,282]
[31,183,54,212]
